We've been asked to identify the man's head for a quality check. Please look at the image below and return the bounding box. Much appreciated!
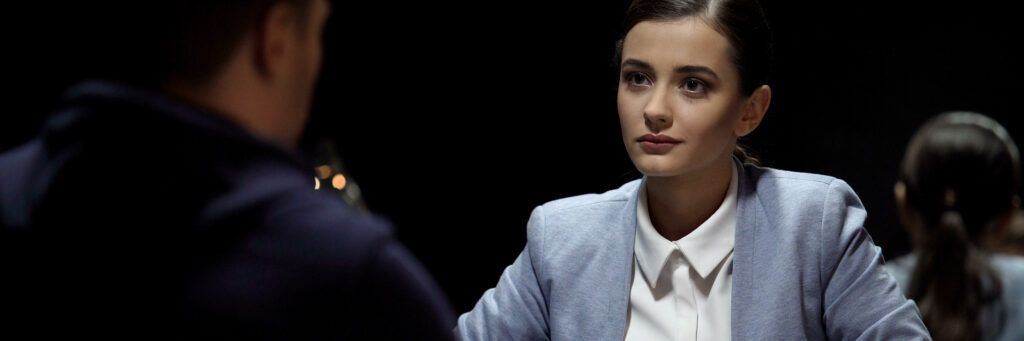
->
[88,0,331,146]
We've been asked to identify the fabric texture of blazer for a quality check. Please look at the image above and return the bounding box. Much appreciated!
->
[458,161,930,340]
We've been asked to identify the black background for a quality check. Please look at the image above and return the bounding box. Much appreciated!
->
[4,1,1022,313]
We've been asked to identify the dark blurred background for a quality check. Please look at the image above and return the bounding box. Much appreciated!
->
[4,1,1022,313]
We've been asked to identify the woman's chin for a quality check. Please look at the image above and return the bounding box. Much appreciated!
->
[633,159,685,178]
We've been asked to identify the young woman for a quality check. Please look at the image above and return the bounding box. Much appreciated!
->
[887,112,1024,341]
[458,0,929,339]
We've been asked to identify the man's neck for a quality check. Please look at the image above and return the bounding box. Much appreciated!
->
[162,76,295,147]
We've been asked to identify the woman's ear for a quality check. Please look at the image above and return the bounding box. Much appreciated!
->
[735,85,771,137]
[894,181,914,226]
[894,182,908,210]
[894,181,925,244]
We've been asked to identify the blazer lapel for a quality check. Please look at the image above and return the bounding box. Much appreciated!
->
[605,179,640,340]
[731,161,767,340]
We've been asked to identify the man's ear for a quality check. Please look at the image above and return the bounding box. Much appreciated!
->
[253,2,300,79]
[735,85,771,137]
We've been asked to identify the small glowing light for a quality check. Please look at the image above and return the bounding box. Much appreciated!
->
[314,177,321,190]
[331,174,347,190]
[316,165,334,179]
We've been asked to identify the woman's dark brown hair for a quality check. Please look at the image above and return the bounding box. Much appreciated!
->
[900,111,1021,340]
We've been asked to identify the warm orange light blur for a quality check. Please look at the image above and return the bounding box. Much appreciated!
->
[316,165,333,179]
[331,174,347,190]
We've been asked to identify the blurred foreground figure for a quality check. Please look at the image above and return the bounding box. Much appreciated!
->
[0,0,454,338]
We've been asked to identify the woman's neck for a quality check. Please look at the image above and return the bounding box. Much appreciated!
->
[645,157,733,241]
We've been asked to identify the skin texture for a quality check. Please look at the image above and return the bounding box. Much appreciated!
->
[617,17,770,240]
[166,0,331,147]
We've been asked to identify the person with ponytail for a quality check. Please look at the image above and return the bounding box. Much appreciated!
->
[888,112,1024,341]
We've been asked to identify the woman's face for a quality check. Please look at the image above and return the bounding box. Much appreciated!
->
[617,17,762,179]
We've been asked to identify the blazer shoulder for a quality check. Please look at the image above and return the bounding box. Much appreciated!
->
[744,166,865,246]
[752,166,837,187]
[994,255,1024,288]
[539,179,639,215]
[527,179,640,243]
[748,166,859,206]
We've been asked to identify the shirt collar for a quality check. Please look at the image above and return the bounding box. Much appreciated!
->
[634,162,738,284]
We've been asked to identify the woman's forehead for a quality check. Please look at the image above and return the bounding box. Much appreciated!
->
[621,18,733,74]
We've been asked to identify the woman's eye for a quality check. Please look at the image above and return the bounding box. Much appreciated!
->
[682,78,708,94]
[623,72,651,87]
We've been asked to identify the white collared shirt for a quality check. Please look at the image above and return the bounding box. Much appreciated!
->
[624,164,738,341]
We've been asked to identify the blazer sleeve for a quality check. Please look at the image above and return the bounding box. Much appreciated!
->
[457,206,550,341]
[819,179,932,340]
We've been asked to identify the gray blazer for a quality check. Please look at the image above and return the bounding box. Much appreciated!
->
[458,162,930,340]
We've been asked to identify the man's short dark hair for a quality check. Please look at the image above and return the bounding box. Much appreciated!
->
[70,0,312,87]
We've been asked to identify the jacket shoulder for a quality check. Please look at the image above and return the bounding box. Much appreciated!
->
[746,166,861,220]
[525,180,640,251]
[540,179,639,213]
